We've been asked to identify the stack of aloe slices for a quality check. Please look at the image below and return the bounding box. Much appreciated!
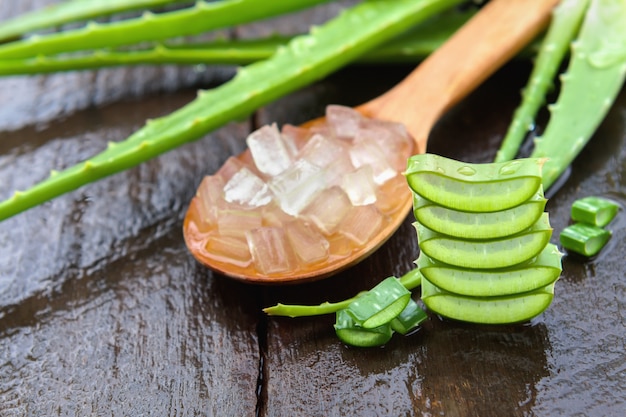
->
[405,153,563,324]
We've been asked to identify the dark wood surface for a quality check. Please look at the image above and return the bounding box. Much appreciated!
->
[1,2,625,416]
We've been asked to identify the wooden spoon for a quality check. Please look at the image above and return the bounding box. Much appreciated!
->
[183,0,558,284]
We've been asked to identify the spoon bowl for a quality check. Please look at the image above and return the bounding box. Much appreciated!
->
[183,0,558,284]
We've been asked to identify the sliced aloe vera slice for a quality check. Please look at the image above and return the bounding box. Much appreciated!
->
[571,196,619,227]
[421,277,555,324]
[405,154,544,212]
[417,243,562,296]
[415,213,553,269]
[347,277,411,329]
[390,298,428,335]
[412,186,546,239]
[560,222,612,257]
[334,310,393,347]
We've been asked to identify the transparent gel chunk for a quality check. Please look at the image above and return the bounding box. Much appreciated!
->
[326,105,364,138]
[302,186,352,235]
[324,152,356,187]
[339,205,384,245]
[299,133,348,168]
[349,138,396,185]
[223,167,272,207]
[285,222,329,265]
[217,208,263,238]
[196,175,225,226]
[204,235,252,267]
[246,227,294,274]
[216,156,245,182]
[356,119,413,171]
[247,123,293,176]
[341,166,377,206]
[268,159,326,216]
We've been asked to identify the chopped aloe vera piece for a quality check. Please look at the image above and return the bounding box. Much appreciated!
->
[347,277,411,329]
[334,310,393,348]
[417,243,562,297]
[405,154,544,213]
[415,213,553,269]
[560,222,612,257]
[412,186,546,239]
[571,196,619,227]
[421,277,555,324]
[390,298,428,335]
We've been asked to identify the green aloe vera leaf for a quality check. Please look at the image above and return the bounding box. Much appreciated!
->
[495,0,590,162]
[0,0,463,221]
[415,213,553,269]
[417,243,562,297]
[531,0,626,189]
[0,0,335,59]
[421,276,556,324]
[412,186,547,239]
[571,196,620,227]
[347,277,411,329]
[0,0,186,42]
[405,154,545,213]
[560,222,612,257]
[334,310,393,348]
[390,298,428,335]
[0,9,477,76]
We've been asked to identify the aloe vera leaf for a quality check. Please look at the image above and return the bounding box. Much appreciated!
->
[405,154,544,213]
[0,0,335,60]
[570,196,619,227]
[417,243,562,297]
[263,269,422,317]
[531,0,626,189]
[494,0,591,162]
[0,0,463,221]
[0,8,477,77]
[0,0,186,42]
[412,186,546,239]
[415,213,553,270]
[346,277,411,329]
[421,276,556,324]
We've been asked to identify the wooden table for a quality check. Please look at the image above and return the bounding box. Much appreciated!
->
[1,2,625,416]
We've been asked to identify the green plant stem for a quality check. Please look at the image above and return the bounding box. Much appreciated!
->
[495,0,590,162]
[531,0,626,188]
[263,269,422,317]
[0,0,187,43]
[0,0,334,59]
[0,9,478,76]
[0,0,463,221]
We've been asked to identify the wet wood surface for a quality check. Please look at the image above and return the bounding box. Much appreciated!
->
[1,2,625,416]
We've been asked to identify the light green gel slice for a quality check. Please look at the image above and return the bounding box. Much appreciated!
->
[347,277,411,329]
[405,154,544,212]
[417,243,562,297]
[421,277,555,324]
[412,186,546,239]
[571,196,620,227]
[334,310,393,347]
[415,213,553,269]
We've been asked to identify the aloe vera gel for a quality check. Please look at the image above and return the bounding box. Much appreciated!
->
[406,154,562,324]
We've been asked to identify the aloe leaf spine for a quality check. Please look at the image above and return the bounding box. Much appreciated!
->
[0,9,477,76]
[531,0,626,189]
[495,0,590,162]
[0,0,186,42]
[0,0,334,59]
[0,0,463,221]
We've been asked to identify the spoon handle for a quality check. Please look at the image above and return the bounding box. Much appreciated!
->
[360,0,560,153]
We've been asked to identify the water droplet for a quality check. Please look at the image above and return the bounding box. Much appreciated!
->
[499,161,521,176]
[457,166,476,176]
[588,40,626,68]
[435,167,445,174]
